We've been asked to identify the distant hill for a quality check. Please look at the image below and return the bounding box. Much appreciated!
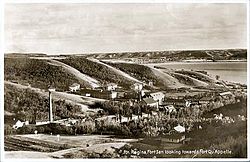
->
[4,57,84,91]
[5,53,47,57]
[85,49,247,61]
[5,49,247,61]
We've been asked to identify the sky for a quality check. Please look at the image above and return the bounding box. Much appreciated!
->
[5,3,247,54]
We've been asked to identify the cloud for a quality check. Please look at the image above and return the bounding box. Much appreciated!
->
[5,3,247,54]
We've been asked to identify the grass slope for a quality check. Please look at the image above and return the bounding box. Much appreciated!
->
[57,57,133,88]
[4,57,82,91]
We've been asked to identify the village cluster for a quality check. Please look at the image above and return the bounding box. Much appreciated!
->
[12,78,247,144]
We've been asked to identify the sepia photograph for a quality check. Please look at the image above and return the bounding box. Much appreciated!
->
[2,1,249,160]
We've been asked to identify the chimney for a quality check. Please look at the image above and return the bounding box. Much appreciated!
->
[48,87,55,122]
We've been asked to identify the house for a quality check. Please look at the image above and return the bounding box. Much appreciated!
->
[13,120,28,129]
[150,92,165,105]
[160,134,186,143]
[69,83,80,92]
[141,97,158,108]
[105,83,118,91]
[174,124,185,133]
[110,91,118,99]
[132,83,143,91]
[163,105,176,113]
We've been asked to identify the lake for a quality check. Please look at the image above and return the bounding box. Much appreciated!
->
[146,62,247,85]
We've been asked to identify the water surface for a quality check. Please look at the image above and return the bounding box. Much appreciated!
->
[147,62,247,84]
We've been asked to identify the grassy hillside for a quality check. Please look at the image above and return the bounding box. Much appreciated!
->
[4,57,82,91]
[57,57,133,88]
[174,70,214,83]
[4,83,81,125]
[104,62,165,87]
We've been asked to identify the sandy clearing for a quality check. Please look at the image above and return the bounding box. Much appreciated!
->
[90,58,143,83]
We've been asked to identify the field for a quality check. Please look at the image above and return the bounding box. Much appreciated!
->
[5,134,137,159]
[5,135,74,152]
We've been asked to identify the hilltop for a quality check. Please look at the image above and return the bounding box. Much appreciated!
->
[84,49,247,61]
[5,49,247,62]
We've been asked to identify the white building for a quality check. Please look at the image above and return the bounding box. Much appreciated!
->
[174,124,185,133]
[150,92,165,105]
[106,83,118,91]
[132,83,143,91]
[69,83,80,92]
[110,91,118,99]
[164,105,176,113]
[13,120,29,129]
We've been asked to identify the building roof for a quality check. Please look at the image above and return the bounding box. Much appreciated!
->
[133,82,143,86]
[70,83,80,87]
[174,125,185,133]
[219,91,233,96]
[143,97,157,104]
[150,92,164,96]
